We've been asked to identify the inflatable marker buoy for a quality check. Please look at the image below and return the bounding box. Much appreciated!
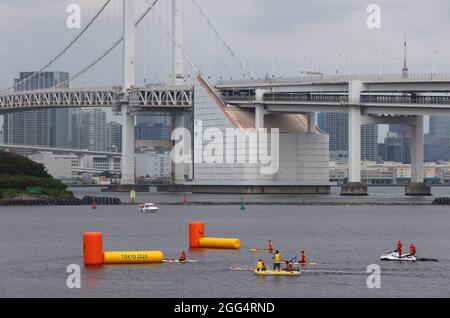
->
[91,199,97,210]
[83,232,164,265]
[189,222,240,249]
[84,232,104,266]
[103,251,164,264]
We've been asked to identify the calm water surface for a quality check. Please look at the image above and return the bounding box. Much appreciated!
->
[0,204,449,298]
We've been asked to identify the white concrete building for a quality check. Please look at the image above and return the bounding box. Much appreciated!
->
[135,152,171,179]
[330,160,450,184]
[28,152,73,179]
[186,78,330,193]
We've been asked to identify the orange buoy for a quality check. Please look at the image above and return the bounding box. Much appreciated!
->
[189,222,205,248]
[91,199,97,210]
[184,193,188,205]
[84,232,104,266]
[199,237,241,249]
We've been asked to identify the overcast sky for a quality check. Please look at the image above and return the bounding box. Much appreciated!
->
[1,0,449,136]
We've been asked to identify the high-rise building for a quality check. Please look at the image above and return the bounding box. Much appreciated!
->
[361,124,379,161]
[71,109,109,151]
[135,115,171,140]
[429,116,450,138]
[321,112,379,161]
[379,134,411,164]
[107,121,122,152]
[3,72,70,148]
[389,124,412,138]
[0,117,4,144]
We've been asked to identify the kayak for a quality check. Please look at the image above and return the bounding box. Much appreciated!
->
[163,259,197,263]
[280,260,316,266]
[254,270,301,276]
[380,252,417,262]
[250,249,284,253]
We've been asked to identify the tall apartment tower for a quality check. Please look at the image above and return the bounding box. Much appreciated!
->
[107,121,122,152]
[135,115,172,140]
[70,109,109,151]
[321,112,379,161]
[429,116,450,139]
[3,72,70,147]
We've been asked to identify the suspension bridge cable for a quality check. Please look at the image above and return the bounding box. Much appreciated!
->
[190,0,253,79]
[53,0,161,89]
[0,0,112,94]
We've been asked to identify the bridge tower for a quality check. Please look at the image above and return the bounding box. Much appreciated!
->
[171,0,192,184]
[121,0,136,185]
[171,0,185,86]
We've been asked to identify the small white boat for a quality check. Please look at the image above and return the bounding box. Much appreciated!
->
[139,203,159,213]
[380,251,417,262]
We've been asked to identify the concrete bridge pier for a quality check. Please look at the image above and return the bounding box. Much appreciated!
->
[255,89,269,130]
[120,0,136,186]
[307,112,316,133]
[341,81,368,196]
[406,115,431,196]
[172,113,192,184]
[121,112,135,185]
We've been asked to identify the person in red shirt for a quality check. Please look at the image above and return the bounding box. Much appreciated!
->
[289,250,308,265]
[300,250,307,265]
[397,241,403,258]
[268,240,274,251]
[179,250,187,262]
[410,243,417,257]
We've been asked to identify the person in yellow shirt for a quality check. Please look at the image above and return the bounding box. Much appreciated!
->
[272,250,281,271]
[255,259,266,271]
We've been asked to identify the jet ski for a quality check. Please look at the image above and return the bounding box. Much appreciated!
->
[380,251,417,262]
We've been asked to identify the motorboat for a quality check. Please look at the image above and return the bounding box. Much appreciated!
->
[139,203,159,213]
[380,251,417,262]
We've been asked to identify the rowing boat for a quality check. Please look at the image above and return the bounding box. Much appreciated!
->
[253,269,302,276]
[163,259,197,263]
[250,249,284,253]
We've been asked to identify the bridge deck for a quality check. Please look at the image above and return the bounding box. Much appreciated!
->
[0,86,193,113]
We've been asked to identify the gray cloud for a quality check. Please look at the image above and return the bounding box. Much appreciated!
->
[0,0,448,135]
[0,0,449,87]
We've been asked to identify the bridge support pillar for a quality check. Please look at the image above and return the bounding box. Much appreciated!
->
[406,115,431,196]
[255,105,267,129]
[120,0,136,185]
[121,113,135,185]
[172,113,192,184]
[307,112,316,133]
[342,81,367,196]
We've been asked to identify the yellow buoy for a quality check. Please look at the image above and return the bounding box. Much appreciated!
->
[199,237,240,249]
[103,251,164,264]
